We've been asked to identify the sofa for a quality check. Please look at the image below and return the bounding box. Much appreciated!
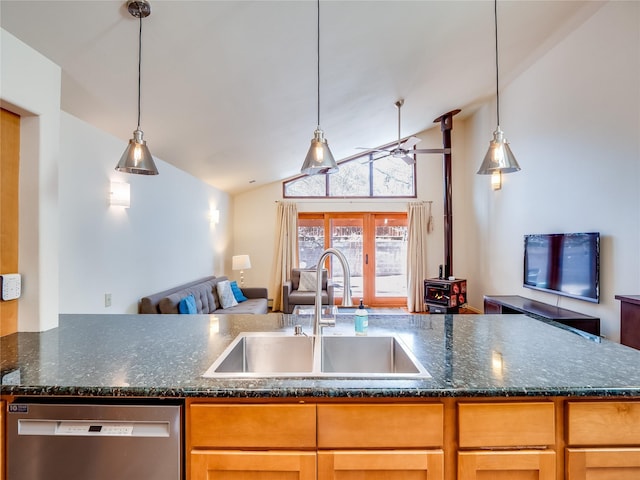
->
[282,268,334,314]
[139,276,268,314]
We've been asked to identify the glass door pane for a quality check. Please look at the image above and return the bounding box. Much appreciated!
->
[329,217,363,302]
[374,215,408,300]
[298,217,325,269]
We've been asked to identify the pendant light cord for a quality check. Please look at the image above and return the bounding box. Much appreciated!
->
[316,0,321,128]
[137,9,143,130]
[494,0,500,127]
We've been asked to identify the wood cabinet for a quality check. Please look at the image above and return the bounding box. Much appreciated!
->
[458,402,556,480]
[615,295,640,350]
[318,450,443,480]
[186,398,640,480]
[188,402,444,480]
[566,401,640,479]
[191,451,316,480]
[188,403,316,480]
[483,295,600,336]
[317,404,444,480]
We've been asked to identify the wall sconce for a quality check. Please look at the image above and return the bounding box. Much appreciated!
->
[491,170,502,190]
[110,181,130,207]
[210,208,220,225]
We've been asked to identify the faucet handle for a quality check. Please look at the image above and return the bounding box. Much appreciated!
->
[319,317,336,327]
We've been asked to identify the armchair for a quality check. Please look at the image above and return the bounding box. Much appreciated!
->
[282,268,334,314]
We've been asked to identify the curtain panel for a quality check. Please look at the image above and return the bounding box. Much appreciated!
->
[406,201,433,312]
[269,202,298,312]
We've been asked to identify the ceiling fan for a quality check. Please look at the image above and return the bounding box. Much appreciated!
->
[359,99,450,164]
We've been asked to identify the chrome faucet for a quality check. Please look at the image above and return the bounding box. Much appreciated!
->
[313,247,354,336]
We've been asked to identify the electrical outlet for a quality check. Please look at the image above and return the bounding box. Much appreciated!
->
[105,293,112,307]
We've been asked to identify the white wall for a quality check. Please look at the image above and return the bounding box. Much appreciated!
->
[1,29,61,331]
[2,28,231,321]
[463,1,640,341]
[232,124,455,300]
[59,112,231,314]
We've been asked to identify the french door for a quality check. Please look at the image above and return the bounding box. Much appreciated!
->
[298,213,407,307]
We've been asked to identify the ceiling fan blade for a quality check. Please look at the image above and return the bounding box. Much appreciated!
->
[355,147,391,153]
[400,136,421,149]
[412,148,452,155]
[361,152,391,164]
[401,155,416,165]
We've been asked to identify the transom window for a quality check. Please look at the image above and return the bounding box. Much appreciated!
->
[283,151,416,198]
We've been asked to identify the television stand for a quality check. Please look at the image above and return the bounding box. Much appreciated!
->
[484,295,600,336]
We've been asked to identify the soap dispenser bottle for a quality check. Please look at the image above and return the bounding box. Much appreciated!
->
[355,299,368,336]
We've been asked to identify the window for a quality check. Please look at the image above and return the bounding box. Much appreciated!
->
[284,151,416,198]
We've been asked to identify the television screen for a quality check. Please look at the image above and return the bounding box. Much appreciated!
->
[523,232,600,303]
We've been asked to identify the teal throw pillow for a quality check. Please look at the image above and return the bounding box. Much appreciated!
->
[178,294,197,314]
[230,280,248,302]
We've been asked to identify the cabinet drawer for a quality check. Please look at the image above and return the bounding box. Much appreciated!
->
[190,404,316,449]
[567,401,640,446]
[458,402,555,448]
[317,403,443,448]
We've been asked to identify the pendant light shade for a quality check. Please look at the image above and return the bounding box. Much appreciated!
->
[477,0,520,176]
[116,128,158,175]
[301,0,338,176]
[477,127,520,174]
[301,127,338,175]
[116,0,158,176]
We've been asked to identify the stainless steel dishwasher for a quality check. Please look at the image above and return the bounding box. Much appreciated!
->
[6,401,182,480]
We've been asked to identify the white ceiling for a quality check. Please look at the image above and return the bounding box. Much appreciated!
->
[1,0,604,194]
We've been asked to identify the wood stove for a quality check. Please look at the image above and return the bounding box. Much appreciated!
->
[424,278,467,314]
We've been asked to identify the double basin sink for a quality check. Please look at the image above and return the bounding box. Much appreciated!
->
[203,332,431,379]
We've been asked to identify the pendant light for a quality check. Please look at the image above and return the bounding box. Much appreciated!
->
[477,0,520,175]
[300,0,338,175]
[116,0,159,175]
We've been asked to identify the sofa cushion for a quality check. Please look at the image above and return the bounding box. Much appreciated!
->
[216,280,238,309]
[139,276,217,313]
[230,280,248,302]
[178,295,197,314]
[214,298,268,314]
[158,280,218,314]
[298,271,317,291]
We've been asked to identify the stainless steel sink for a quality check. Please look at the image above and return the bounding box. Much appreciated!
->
[320,335,428,376]
[203,333,315,377]
[203,332,430,378]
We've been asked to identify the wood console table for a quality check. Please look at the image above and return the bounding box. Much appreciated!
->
[615,295,640,350]
[484,295,600,336]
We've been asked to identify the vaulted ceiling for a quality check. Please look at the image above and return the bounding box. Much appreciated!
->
[1,1,604,193]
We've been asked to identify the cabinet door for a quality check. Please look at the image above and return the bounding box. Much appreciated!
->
[458,450,556,480]
[567,448,640,480]
[191,451,316,480]
[318,450,443,480]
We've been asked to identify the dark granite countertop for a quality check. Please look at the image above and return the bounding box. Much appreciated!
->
[1,313,639,399]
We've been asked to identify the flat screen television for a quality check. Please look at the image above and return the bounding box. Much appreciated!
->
[523,232,600,303]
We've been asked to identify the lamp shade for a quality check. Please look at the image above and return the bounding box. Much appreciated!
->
[301,128,338,175]
[476,127,521,174]
[232,255,251,271]
[116,129,159,175]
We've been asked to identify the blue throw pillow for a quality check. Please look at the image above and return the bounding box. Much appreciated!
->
[178,294,197,314]
[230,280,248,302]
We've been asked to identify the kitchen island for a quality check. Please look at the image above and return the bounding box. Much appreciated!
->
[2,313,640,480]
